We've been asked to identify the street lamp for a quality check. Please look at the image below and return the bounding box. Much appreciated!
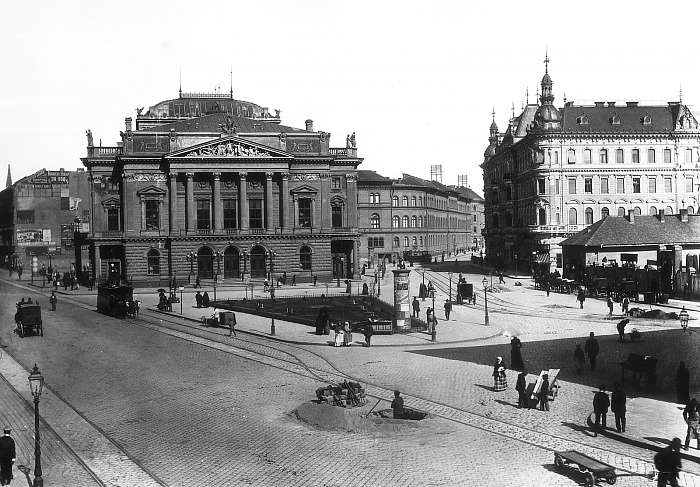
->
[242,250,249,281]
[448,272,453,302]
[429,288,436,342]
[680,306,689,333]
[214,250,223,283]
[28,364,44,487]
[186,252,196,284]
[482,276,489,326]
[267,250,277,299]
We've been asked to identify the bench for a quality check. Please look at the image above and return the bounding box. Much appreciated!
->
[527,368,561,408]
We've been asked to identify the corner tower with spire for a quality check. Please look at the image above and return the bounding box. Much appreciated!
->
[532,51,561,131]
[484,108,499,161]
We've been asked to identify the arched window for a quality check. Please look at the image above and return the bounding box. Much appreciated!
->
[666,206,674,215]
[689,206,695,215]
[403,236,409,247]
[402,196,408,206]
[299,246,312,270]
[370,213,380,229]
[601,207,610,218]
[649,206,657,215]
[402,216,409,227]
[393,236,400,248]
[633,206,641,216]
[599,149,608,163]
[418,216,423,227]
[618,207,626,217]
[585,207,594,225]
[411,216,417,228]
[418,196,423,206]
[568,208,577,225]
[411,196,417,206]
[412,236,417,246]
[392,215,400,228]
[147,249,160,275]
[538,208,546,225]
[392,195,399,207]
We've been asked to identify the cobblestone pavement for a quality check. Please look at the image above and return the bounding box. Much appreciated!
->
[4,272,700,486]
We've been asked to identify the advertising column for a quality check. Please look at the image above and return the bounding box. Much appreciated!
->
[392,269,411,331]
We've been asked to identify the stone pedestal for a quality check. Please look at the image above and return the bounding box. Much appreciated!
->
[392,269,411,331]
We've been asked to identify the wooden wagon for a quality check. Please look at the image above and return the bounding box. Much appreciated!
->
[15,303,43,337]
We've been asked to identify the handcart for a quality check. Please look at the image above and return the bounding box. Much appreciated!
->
[554,450,616,486]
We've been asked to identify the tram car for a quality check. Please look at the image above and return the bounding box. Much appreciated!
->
[97,283,134,318]
[15,302,43,337]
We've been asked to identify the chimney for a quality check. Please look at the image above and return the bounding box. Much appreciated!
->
[626,101,639,107]
[305,119,314,131]
[607,102,616,107]
[680,208,689,222]
[125,117,133,131]
[628,209,635,224]
[659,209,665,223]
[594,102,605,107]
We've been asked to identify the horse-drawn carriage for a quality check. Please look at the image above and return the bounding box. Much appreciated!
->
[15,302,43,337]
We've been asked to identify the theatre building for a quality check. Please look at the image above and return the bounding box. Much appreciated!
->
[81,92,362,286]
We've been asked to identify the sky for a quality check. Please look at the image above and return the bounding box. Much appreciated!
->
[2,1,700,195]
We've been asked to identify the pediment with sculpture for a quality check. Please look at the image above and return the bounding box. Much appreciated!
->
[166,136,293,159]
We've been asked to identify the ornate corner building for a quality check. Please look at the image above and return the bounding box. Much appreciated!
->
[482,56,700,272]
[81,91,362,286]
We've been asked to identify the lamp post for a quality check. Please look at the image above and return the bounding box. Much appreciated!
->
[28,364,44,487]
[482,276,489,326]
[186,252,196,284]
[267,250,276,299]
[214,250,223,284]
[429,288,436,342]
[448,272,453,302]
[680,306,689,333]
[242,250,248,281]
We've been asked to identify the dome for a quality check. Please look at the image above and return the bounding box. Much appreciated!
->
[484,144,496,158]
[541,72,552,85]
[535,104,560,123]
[490,120,498,131]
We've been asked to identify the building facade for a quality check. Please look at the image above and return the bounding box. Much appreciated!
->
[482,58,700,271]
[357,171,478,265]
[81,92,362,286]
[0,168,91,272]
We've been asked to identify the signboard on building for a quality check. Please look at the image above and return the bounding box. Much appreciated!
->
[16,229,52,247]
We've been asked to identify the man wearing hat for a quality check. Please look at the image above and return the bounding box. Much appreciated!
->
[0,428,16,486]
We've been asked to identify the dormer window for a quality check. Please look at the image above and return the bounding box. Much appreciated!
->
[610,115,621,125]
[576,114,589,125]
[642,115,652,125]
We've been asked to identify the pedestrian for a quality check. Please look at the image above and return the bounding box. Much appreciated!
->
[412,297,420,318]
[622,296,630,316]
[391,390,404,419]
[363,324,373,347]
[228,311,237,337]
[292,274,296,286]
[499,272,505,284]
[516,369,528,409]
[539,374,550,411]
[50,291,57,311]
[510,336,524,371]
[611,382,627,433]
[134,299,140,317]
[426,307,433,333]
[342,321,352,346]
[544,280,550,297]
[493,357,507,392]
[17,265,22,280]
[202,291,210,308]
[263,278,269,292]
[654,438,682,487]
[577,288,586,309]
[616,319,629,343]
[444,300,452,320]
[195,291,202,308]
[0,428,15,486]
[593,384,610,437]
[607,296,614,316]
[676,362,690,405]
[585,332,599,371]
[683,398,700,450]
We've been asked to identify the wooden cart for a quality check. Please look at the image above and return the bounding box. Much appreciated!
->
[554,450,616,486]
[15,303,43,337]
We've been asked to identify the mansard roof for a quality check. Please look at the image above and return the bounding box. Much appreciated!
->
[560,103,697,134]
[357,170,392,183]
[137,112,308,134]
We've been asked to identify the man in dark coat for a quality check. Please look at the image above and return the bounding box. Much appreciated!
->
[616,319,629,343]
[443,300,452,320]
[654,438,682,487]
[577,289,586,309]
[412,297,420,318]
[195,291,203,308]
[515,370,528,409]
[202,291,210,308]
[0,428,16,486]
[510,336,524,371]
[585,332,600,371]
[593,385,610,437]
[539,374,550,411]
[611,382,627,433]
[363,324,373,347]
[391,390,404,419]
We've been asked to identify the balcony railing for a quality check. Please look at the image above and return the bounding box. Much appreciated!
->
[87,146,123,157]
[93,230,124,238]
[528,224,586,233]
[329,147,358,157]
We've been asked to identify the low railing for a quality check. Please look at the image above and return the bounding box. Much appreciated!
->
[93,231,124,238]
[528,224,586,233]
[329,147,358,157]
[87,146,123,157]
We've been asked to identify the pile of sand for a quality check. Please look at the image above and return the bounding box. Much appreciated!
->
[628,308,678,320]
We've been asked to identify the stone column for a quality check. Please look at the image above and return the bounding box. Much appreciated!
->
[169,173,178,234]
[346,173,357,228]
[265,172,274,230]
[186,172,195,232]
[281,173,290,230]
[121,174,128,233]
[239,172,249,230]
[212,172,222,231]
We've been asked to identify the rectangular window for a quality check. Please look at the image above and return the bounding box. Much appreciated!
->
[297,198,312,227]
[664,149,672,163]
[537,178,546,195]
[599,149,608,163]
[332,176,342,190]
[601,177,609,194]
[249,199,263,228]
[223,199,237,229]
[568,178,576,194]
[686,148,693,163]
[555,179,559,194]
[616,149,624,163]
[567,149,576,164]
[145,200,159,230]
[16,210,35,224]
[196,200,210,230]
[633,177,641,193]
[687,178,694,192]
[648,148,655,163]
[107,208,120,231]
[632,149,640,163]
[583,149,592,164]
[665,177,673,192]
[584,178,593,193]
[649,177,656,193]
[61,197,70,210]
[332,206,343,228]
[617,177,625,193]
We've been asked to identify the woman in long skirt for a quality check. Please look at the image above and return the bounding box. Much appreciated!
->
[493,357,507,392]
